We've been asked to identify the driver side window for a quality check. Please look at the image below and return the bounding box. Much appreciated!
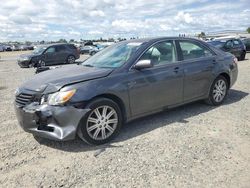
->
[140,41,177,66]
[45,47,56,53]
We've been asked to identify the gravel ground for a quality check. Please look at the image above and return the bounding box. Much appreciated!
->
[0,51,249,187]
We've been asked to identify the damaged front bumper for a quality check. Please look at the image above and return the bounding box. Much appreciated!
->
[15,103,90,141]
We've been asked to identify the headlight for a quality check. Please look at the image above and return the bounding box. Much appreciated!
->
[42,89,76,106]
[22,56,30,61]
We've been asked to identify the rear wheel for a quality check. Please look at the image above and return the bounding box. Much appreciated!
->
[67,55,75,64]
[78,98,122,145]
[206,76,228,106]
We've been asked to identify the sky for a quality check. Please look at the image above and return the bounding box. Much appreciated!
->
[0,0,249,41]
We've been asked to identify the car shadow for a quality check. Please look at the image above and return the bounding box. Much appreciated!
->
[35,89,248,153]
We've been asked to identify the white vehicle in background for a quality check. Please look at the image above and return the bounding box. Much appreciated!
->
[0,44,5,52]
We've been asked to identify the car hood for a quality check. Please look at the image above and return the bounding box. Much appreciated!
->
[21,65,113,93]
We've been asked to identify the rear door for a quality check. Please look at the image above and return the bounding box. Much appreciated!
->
[177,40,216,101]
[232,39,243,57]
[128,40,184,116]
[56,45,67,63]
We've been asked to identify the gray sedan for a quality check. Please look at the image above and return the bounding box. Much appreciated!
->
[15,37,238,145]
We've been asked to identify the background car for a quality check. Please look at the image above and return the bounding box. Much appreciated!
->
[80,45,97,54]
[4,45,12,51]
[0,44,4,52]
[17,43,80,68]
[207,38,246,60]
[242,38,250,52]
[13,45,23,51]
[80,45,107,55]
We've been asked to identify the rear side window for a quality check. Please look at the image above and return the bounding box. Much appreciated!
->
[56,45,66,52]
[140,41,177,66]
[179,41,213,60]
[67,44,77,50]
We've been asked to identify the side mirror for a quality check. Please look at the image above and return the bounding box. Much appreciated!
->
[134,60,153,70]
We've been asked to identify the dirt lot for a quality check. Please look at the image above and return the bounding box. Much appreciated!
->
[0,51,249,187]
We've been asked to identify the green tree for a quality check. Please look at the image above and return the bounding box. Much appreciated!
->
[198,32,206,38]
[247,27,250,33]
[58,39,67,43]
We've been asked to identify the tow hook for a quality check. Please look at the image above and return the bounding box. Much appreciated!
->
[35,107,53,132]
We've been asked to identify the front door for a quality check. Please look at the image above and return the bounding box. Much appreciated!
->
[128,40,183,116]
[44,46,57,65]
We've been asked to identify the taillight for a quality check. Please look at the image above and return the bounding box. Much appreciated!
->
[233,57,238,64]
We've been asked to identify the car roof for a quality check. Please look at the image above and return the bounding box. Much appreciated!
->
[39,43,73,48]
[120,37,204,45]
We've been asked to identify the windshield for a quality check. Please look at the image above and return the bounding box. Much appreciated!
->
[82,42,142,68]
[33,46,47,54]
[208,41,225,48]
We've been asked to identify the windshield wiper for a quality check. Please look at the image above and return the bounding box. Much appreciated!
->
[83,64,94,67]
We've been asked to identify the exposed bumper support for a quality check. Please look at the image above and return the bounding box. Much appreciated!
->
[15,103,90,141]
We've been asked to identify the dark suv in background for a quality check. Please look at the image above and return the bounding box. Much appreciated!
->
[207,38,246,61]
[242,38,250,52]
[17,43,80,68]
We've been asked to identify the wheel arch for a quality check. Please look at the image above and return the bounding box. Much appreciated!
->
[67,54,76,60]
[89,93,127,123]
[219,72,231,87]
[206,72,231,98]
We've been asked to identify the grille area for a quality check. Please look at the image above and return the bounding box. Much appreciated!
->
[15,93,34,107]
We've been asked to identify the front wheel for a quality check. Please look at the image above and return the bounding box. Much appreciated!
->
[67,55,75,64]
[28,62,34,68]
[90,51,96,56]
[78,98,122,145]
[38,60,46,67]
[205,76,228,106]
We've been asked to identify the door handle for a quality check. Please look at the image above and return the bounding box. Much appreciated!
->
[128,81,137,88]
[174,67,179,73]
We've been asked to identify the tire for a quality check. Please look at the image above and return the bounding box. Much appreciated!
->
[28,62,34,68]
[205,76,229,106]
[239,52,246,61]
[67,55,75,64]
[78,98,122,145]
[39,60,46,67]
[90,51,96,56]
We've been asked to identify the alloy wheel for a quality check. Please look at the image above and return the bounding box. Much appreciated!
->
[86,106,118,141]
[40,60,45,67]
[212,79,227,103]
[68,56,75,64]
